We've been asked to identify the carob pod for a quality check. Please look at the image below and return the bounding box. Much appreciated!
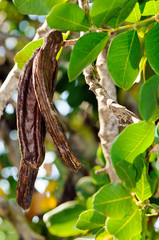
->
[17,48,56,209]
[33,30,81,172]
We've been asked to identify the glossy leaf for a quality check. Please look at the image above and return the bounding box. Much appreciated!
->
[76,210,106,230]
[68,32,109,81]
[90,0,132,28]
[139,75,159,121]
[107,208,142,240]
[107,30,141,90]
[43,201,85,237]
[135,163,152,202]
[111,121,155,164]
[107,0,137,28]
[114,160,136,189]
[13,0,65,15]
[93,183,134,218]
[15,38,43,70]
[125,2,141,23]
[142,1,159,16]
[47,3,90,31]
[145,23,159,75]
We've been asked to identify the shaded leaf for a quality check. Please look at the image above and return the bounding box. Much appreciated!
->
[47,3,90,31]
[107,208,142,240]
[135,163,152,202]
[142,1,159,16]
[91,166,110,186]
[107,30,141,90]
[145,23,159,75]
[93,183,134,218]
[43,201,85,237]
[111,121,155,164]
[68,32,109,81]
[76,176,98,200]
[107,0,137,28]
[13,0,65,15]
[76,210,106,230]
[133,154,145,182]
[115,160,136,189]
[139,75,159,121]
[90,0,132,28]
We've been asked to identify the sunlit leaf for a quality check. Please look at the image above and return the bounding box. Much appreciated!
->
[43,201,85,237]
[135,163,152,202]
[125,2,141,23]
[13,0,65,15]
[107,208,142,240]
[68,32,109,81]
[93,183,134,218]
[107,30,141,90]
[76,210,106,230]
[47,2,90,31]
[142,1,159,16]
[111,121,155,164]
[14,38,43,70]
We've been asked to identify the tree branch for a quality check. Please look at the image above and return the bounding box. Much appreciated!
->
[83,65,140,126]
[96,39,119,182]
[0,21,51,119]
[0,197,44,240]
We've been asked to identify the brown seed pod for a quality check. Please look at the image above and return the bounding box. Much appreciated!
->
[33,30,81,172]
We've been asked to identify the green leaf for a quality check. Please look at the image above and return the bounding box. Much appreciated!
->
[107,30,141,90]
[145,23,159,75]
[15,33,68,70]
[93,183,134,218]
[135,163,152,202]
[96,229,113,240]
[107,0,137,28]
[47,3,90,31]
[91,166,110,186]
[43,201,85,237]
[139,75,159,121]
[125,2,141,23]
[76,176,98,200]
[75,237,95,240]
[133,154,145,182]
[142,1,159,16]
[97,145,106,166]
[90,0,133,28]
[107,208,142,240]
[14,38,43,70]
[76,210,106,230]
[111,121,155,164]
[114,160,136,189]
[68,32,109,81]
[132,234,143,240]
[13,0,65,15]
